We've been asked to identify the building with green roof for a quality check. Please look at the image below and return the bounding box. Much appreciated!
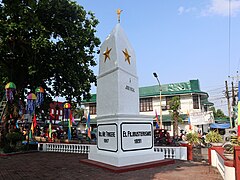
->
[82,79,214,135]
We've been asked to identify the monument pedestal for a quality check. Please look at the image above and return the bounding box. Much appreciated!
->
[89,114,164,167]
[88,23,165,167]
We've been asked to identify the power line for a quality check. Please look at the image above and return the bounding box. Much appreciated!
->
[214,104,228,108]
[208,92,225,96]
[206,87,225,92]
[209,97,226,101]
[202,85,225,90]
[228,0,231,78]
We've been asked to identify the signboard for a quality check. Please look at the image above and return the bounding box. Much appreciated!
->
[97,123,118,152]
[190,111,214,125]
[120,122,153,152]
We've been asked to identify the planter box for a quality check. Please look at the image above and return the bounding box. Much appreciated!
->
[211,143,223,147]
[224,153,234,160]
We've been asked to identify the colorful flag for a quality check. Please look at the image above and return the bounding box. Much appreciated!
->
[29,122,34,139]
[187,111,192,130]
[16,120,19,129]
[86,112,91,139]
[31,122,34,135]
[33,114,37,128]
[155,110,160,129]
[69,111,73,127]
[71,112,75,124]
[48,122,52,139]
[68,118,72,140]
[29,129,32,139]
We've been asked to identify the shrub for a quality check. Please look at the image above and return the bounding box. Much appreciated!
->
[3,144,16,153]
[185,132,201,145]
[205,130,223,143]
[6,132,23,146]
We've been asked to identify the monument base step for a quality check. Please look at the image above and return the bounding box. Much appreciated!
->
[80,158,175,173]
[88,146,164,167]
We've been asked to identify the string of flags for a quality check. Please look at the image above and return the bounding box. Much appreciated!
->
[86,112,91,139]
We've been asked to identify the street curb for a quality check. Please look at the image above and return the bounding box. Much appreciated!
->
[0,150,39,156]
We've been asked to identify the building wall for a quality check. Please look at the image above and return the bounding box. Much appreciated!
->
[84,94,207,118]
[145,94,203,116]
[83,93,213,136]
[180,95,193,114]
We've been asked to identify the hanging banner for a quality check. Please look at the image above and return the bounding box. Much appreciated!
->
[189,111,214,125]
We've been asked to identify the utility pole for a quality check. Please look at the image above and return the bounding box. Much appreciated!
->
[225,80,233,128]
[232,81,236,106]
[232,81,237,127]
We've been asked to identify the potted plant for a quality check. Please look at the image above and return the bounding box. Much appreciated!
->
[183,132,202,161]
[205,130,223,146]
[185,132,202,146]
[223,135,240,160]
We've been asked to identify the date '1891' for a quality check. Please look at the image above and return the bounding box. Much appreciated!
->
[134,139,142,144]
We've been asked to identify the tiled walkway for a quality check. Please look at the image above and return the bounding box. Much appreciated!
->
[0,152,223,180]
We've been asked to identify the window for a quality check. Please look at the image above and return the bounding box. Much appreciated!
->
[193,95,199,109]
[89,103,97,115]
[163,122,171,131]
[140,98,153,112]
[204,105,208,112]
[166,96,173,110]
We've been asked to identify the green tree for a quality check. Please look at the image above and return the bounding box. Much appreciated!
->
[73,107,84,120]
[0,0,100,145]
[0,0,100,102]
[209,107,228,119]
[169,96,181,138]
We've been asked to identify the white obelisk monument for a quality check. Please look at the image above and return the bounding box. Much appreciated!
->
[89,10,164,167]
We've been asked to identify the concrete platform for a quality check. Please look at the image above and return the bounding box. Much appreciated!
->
[0,152,223,179]
[80,158,175,173]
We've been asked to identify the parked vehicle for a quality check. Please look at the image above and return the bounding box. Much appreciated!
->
[223,128,237,142]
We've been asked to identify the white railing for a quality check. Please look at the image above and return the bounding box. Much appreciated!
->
[38,143,187,161]
[38,143,94,154]
[210,149,235,180]
[154,146,187,160]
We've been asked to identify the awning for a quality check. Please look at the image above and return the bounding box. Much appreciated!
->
[210,123,230,129]
[153,114,188,123]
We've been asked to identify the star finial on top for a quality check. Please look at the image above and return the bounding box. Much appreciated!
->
[122,48,131,65]
[117,9,123,23]
[103,47,112,62]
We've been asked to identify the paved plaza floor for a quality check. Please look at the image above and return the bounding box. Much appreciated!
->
[0,152,223,180]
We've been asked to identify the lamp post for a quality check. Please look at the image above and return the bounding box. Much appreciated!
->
[153,72,162,129]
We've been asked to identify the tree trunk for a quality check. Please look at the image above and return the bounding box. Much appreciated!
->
[173,112,178,138]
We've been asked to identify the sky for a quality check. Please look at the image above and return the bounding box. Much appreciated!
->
[76,0,240,114]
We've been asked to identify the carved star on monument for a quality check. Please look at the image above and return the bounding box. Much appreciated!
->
[103,47,112,62]
[122,48,131,64]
